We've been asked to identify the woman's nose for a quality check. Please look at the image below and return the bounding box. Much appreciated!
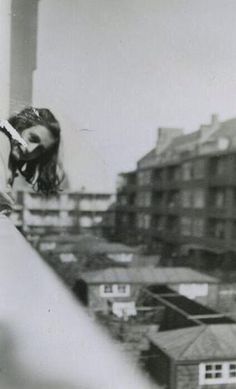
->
[27,143,38,154]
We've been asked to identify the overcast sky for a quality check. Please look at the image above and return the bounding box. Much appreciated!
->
[34,0,236,192]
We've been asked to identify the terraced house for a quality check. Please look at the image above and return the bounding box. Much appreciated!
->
[115,114,236,263]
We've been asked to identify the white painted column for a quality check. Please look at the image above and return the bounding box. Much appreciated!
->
[0,0,11,117]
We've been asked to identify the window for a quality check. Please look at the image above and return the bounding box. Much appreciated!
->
[230,363,236,378]
[180,217,192,236]
[181,190,192,208]
[100,284,130,297]
[167,216,178,234]
[208,219,225,239]
[193,189,205,209]
[136,193,143,207]
[168,166,179,181]
[179,283,208,300]
[153,192,164,207]
[167,191,179,208]
[117,285,128,294]
[153,216,165,232]
[137,213,151,229]
[154,169,163,183]
[182,162,192,181]
[118,195,128,206]
[199,362,236,385]
[192,218,204,237]
[137,213,143,229]
[137,170,152,186]
[193,159,205,179]
[214,189,225,208]
[137,192,152,207]
[210,156,228,176]
[144,192,152,207]
[103,285,113,294]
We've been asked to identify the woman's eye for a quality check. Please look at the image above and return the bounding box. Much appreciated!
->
[29,135,40,143]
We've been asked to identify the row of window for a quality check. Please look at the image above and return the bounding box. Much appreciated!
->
[199,362,236,385]
[136,155,235,187]
[118,187,233,210]
[136,214,234,240]
[180,217,204,237]
[100,284,130,297]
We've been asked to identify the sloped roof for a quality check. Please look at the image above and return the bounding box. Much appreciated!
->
[81,267,218,284]
[138,116,236,167]
[170,130,200,148]
[148,324,236,361]
[137,148,156,165]
[209,118,236,141]
[40,234,137,254]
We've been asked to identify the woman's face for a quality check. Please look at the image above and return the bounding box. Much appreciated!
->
[11,125,56,161]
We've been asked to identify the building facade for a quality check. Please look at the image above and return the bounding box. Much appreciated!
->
[11,190,114,236]
[115,115,236,263]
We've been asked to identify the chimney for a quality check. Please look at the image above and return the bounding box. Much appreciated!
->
[200,113,220,142]
[211,113,219,126]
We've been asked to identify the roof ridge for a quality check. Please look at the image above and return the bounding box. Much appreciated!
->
[180,325,207,359]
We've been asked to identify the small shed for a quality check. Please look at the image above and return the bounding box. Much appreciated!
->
[74,267,218,311]
[146,324,236,389]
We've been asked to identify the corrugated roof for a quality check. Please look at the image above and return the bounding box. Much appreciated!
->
[81,267,218,284]
[148,324,236,361]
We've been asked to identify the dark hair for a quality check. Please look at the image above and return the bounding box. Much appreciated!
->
[8,107,63,195]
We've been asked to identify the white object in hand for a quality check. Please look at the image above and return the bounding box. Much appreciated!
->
[0,120,28,148]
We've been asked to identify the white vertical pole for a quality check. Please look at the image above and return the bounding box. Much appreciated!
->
[0,0,11,118]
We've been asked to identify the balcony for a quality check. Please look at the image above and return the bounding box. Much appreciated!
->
[0,215,154,389]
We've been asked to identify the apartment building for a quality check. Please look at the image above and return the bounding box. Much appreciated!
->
[115,115,236,263]
[11,190,114,237]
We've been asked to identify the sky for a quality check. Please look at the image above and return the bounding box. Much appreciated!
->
[33,0,236,192]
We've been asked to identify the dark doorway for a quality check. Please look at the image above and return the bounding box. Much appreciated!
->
[73,279,88,306]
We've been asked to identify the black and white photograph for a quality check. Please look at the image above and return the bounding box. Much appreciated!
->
[1,1,236,388]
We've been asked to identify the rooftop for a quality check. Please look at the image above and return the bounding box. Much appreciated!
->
[39,234,138,254]
[148,324,236,361]
[81,267,218,285]
[137,115,236,168]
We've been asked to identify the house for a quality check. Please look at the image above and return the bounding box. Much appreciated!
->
[73,266,218,311]
[146,324,236,389]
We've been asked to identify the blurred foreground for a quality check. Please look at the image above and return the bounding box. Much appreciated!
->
[0,215,155,389]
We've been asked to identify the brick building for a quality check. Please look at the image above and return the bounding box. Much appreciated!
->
[115,115,236,263]
[146,324,236,389]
